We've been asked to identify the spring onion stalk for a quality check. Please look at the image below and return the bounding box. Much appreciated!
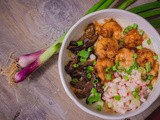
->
[117,0,136,9]
[149,19,160,28]
[128,1,160,13]
[96,0,115,11]
[138,9,160,18]
[7,0,115,83]
[85,0,106,15]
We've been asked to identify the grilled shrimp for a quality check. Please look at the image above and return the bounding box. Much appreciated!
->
[136,48,155,68]
[100,19,122,40]
[115,48,135,69]
[124,29,143,49]
[95,37,118,59]
[95,58,114,83]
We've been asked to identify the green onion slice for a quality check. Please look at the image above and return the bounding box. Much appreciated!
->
[77,40,83,46]
[154,55,158,60]
[105,74,112,80]
[146,62,151,72]
[123,75,129,80]
[114,95,121,101]
[92,79,98,85]
[87,73,92,79]
[147,39,151,45]
[78,50,89,59]
[136,45,142,50]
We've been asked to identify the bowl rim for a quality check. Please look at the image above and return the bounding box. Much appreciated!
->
[58,9,160,119]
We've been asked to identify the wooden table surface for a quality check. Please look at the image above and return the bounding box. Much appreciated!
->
[0,0,160,120]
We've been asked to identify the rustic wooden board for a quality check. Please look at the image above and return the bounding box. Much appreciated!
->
[0,0,159,120]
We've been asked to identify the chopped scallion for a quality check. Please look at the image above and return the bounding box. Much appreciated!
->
[87,47,92,52]
[147,39,151,45]
[136,45,142,50]
[147,75,154,80]
[138,29,144,36]
[78,50,89,59]
[80,57,87,62]
[138,67,146,74]
[154,55,158,60]
[123,75,129,80]
[77,40,83,46]
[87,66,94,73]
[114,95,121,101]
[135,95,140,100]
[87,73,92,79]
[132,23,138,29]
[93,61,97,65]
[72,78,78,83]
[92,79,98,85]
[73,64,79,68]
[105,74,112,80]
[105,67,111,72]
[97,105,102,111]
[112,66,117,71]
[91,88,97,94]
[146,62,151,72]
[148,84,153,90]
[133,53,138,59]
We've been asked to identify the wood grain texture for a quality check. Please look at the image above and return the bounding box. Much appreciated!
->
[0,0,159,120]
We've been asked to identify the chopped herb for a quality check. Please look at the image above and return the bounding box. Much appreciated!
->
[114,95,121,101]
[148,84,153,90]
[154,55,158,60]
[87,66,94,73]
[132,23,138,29]
[146,62,151,72]
[138,67,146,74]
[135,95,140,100]
[105,74,112,80]
[93,61,97,65]
[138,29,144,36]
[115,60,119,67]
[123,75,129,80]
[133,91,138,96]
[128,26,133,30]
[97,105,102,111]
[87,73,92,79]
[77,40,83,46]
[92,79,98,85]
[72,78,78,83]
[125,67,132,75]
[91,88,97,94]
[86,90,102,104]
[147,39,151,45]
[133,53,138,59]
[102,85,106,89]
[147,75,154,80]
[87,47,92,52]
[80,57,87,62]
[73,64,79,68]
[105,67,111,72]
[112,66,117,71]
[136,45,142,50]
[135,87,140,92]
[78,50,89,59]
[124,28,129,33]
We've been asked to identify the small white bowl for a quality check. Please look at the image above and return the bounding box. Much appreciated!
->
[58,9,160,119]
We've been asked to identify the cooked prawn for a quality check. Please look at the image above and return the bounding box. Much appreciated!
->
[95,37,118,59]
[99,19,122,40]
[95,58,114,83]
[136,48,155,68]
[124,29,143,49]
[115,48,135,69]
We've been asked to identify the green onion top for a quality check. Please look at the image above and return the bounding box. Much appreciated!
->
[148,84,153,90]
[133,53,138,59]
[138,29,144,36]
[114,95,121,101]
[154,55,158,60]
[105,74,112,80]
[80,57,87,62]
[123,75,129,80]
[112,66,117,71]
[87,66,94,73]
[147,39,151,45]
[72,78,78,83]
[91,88,97,94]
[105,66,111,72]
[78,50,90,59]
[73,64,79,68]
[92,79,99,85]
[87,47,92,52]
[132,23,138,29]
[136,45,142,50]
[77,40,83,46]
[147,75,154,80]
[87,73,92,79]
[93,61,97,65]
[97,105,102,111]
[135,95,140,100]
[138,67,146,74]
[146,62,151,72]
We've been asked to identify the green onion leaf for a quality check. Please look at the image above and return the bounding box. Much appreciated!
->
[147,39,151,45]
[114,95,121,101]
[105,66,111,72]
[146,62,151,72]
[87,66,94,73]
[133,91,138,96]
[148,84,153,90]
[132,23,138,29]
[147,75,154,80]
[72,78,78,83]
[73,64,79,68]
[112,66,117,71]
[105,74,112,80]
[91,88,97,94]
[154,55,158,60]
[135,95,140,100]
[80,57,87,62]
[133,53,138,59]
[138,67,146,74]
[102,85,106,89]
[138,29,144,36]
[93,61,97,65]
[97,105,102,111]
[77,40,83,46]
[87,73,92,79]
[92,79,98,85]
[87,47,92,52]
[136,45,142,50]
[78,50,89,59]
[123,75,129,80]
[135,87,140,92]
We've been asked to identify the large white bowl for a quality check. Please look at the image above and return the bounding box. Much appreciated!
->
[58,9,160,119]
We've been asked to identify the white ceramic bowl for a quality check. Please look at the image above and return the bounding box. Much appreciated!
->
[58,9,160,119]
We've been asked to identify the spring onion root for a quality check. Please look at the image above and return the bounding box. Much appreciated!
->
[128,1,160,13]
[85,0,106,15]
[117,0,136,9]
